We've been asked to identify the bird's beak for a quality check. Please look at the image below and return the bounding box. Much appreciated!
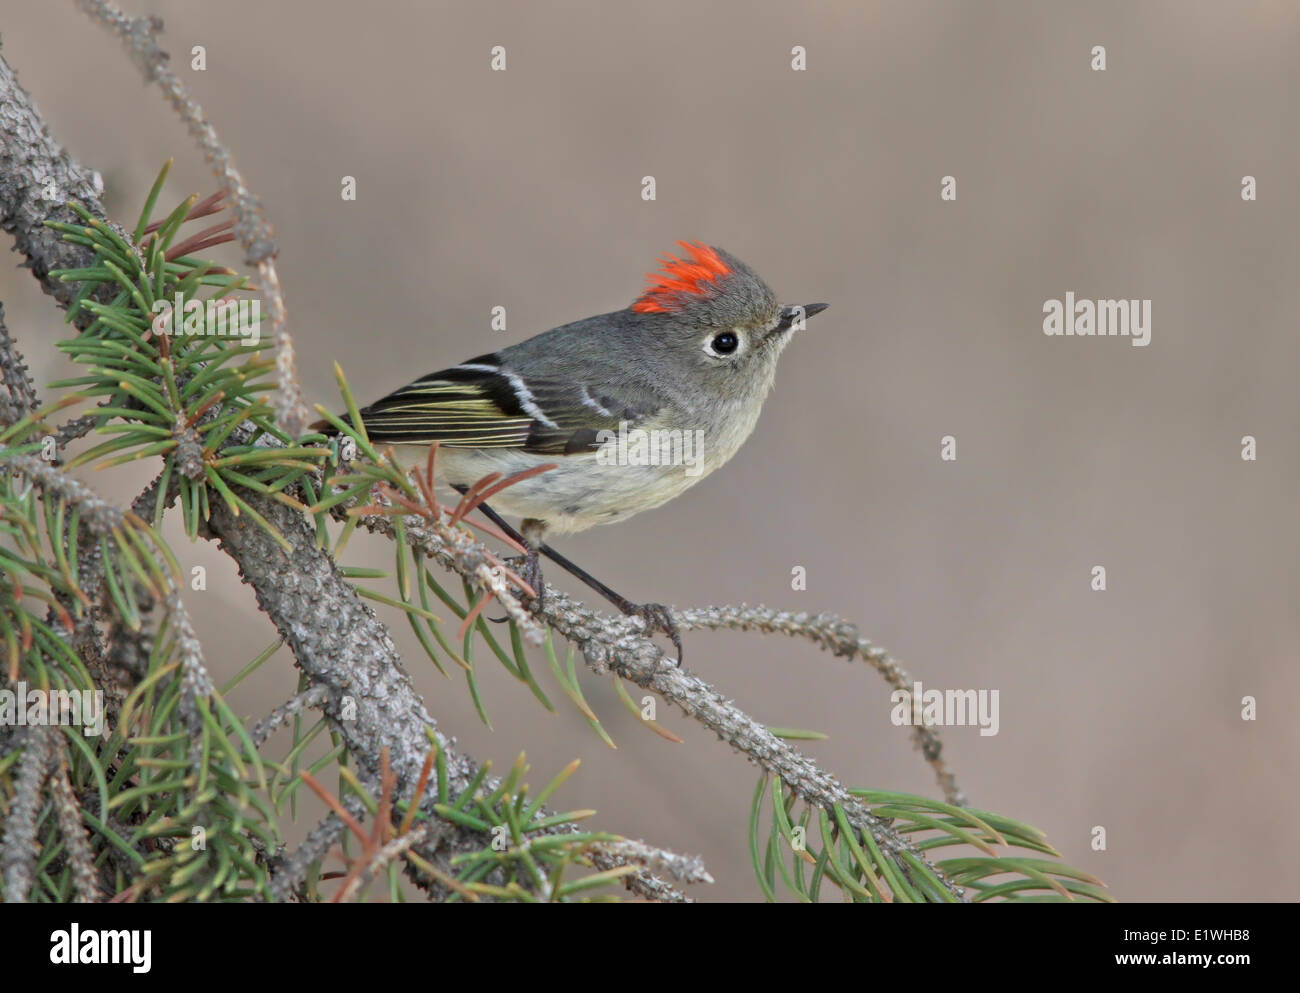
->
[774,302,829,332]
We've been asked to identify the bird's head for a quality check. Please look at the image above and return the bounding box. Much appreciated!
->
[629,241,827,397]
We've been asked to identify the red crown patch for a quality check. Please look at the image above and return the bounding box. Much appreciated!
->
[632,241,731,314]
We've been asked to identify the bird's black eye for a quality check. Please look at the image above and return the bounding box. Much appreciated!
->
[711,332,739,355]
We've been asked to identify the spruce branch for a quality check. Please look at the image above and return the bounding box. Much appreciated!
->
[510,587,968,897]
[204,478,692,901]
[675,605,966,806]
[1,725,58,903]
[586,839,714,887]
[251,685,330,749]
[0,303,40,422]
[268,797,365,903]
[0,45,115,314]
[0,450,205,694]
[327,478,966,896]
[48,747,101,903]
[74,0,309,437]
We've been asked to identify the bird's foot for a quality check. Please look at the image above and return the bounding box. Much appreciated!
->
[620,601,683,665]
[487,552,545,622]
[518,549,545,612]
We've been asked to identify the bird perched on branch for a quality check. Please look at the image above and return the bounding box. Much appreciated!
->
[316,241,827,661]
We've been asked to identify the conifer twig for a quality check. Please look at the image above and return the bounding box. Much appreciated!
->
[675,605,966,806]
[0,303,39,421]
[49,751,102,903]
[0,726,58,904]
[74,0,310,437]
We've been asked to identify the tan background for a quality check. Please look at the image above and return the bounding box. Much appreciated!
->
[3,1,1297,901]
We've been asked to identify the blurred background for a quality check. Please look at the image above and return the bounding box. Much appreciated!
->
[3,0,1297,901]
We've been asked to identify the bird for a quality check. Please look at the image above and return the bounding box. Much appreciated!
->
[316,241,827,661]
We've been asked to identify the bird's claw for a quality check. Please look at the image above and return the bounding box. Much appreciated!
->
[626,602,683,665]
[487,553,545,623]
[519,553,544,610]
[495,554,681,665]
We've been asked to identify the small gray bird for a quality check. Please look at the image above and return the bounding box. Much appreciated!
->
[320,241,827,660]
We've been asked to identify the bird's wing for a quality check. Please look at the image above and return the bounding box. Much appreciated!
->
[339,353,659,455]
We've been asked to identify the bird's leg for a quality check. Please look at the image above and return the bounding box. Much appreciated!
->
[451,486,683,664]
[517,518,547,611]
[533,540,683,665]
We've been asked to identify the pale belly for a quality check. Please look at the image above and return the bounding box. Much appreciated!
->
[392,398,766,535]
[424,447,710,534]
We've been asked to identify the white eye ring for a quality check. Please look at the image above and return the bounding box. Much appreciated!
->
[703,329,744,358]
